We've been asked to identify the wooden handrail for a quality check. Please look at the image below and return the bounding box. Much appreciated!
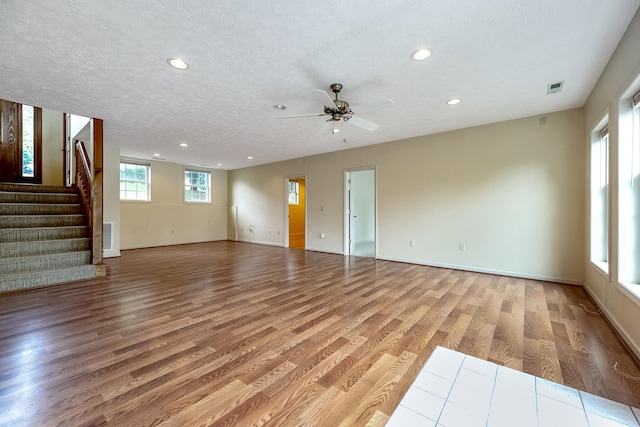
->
[74,140,92,231]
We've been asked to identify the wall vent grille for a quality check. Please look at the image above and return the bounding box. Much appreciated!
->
[547,81,564,95]
[103,222,113,251]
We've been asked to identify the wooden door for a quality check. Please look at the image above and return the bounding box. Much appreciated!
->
[0,100,18,182]
[0,99,42,183]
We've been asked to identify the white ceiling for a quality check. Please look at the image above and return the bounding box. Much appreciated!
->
[1,0,638,170]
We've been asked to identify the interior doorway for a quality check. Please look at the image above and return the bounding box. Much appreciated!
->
[345,169,376,257]
[287,177,306,249]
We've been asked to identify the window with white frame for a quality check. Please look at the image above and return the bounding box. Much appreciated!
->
[590,124,609,272]
[184,169,211,202]
[619,90,640,290]
[120,162,150,201]
[288,181,299,205]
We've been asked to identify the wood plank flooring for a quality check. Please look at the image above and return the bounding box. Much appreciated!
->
[1,241,639,426]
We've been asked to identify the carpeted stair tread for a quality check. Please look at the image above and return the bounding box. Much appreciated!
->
[0,191,80,204]
[0,203,83,215]
[0,238,90,258]
[0,251,92,274]
[0,183,79,194]
[0,265,97,292]
[0,214,86,229]
[0,226,89,243]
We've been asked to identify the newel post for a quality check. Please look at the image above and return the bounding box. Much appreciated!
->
[91,118,106,276]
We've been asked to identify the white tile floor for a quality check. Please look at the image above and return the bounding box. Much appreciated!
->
[387,346,640,427]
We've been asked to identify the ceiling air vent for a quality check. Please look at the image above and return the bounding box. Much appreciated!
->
[547,81,564,95]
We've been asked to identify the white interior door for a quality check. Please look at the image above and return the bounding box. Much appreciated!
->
[348,176,356,253]
[346,169,375,257]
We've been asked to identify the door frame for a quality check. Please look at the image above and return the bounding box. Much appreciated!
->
[64,113,73,186]
[344,166,377,257]
[284,174,307,249]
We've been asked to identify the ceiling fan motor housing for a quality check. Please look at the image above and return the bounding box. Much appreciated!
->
[325,83,352,120]
[327,83,351,113]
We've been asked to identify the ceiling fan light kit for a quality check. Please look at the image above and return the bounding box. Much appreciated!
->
[278,83,393,134]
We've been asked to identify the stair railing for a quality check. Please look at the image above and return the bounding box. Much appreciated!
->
[74,140,92,230]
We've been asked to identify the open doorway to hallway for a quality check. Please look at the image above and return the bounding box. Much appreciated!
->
[345,169,376,257]
[287,177,306,249]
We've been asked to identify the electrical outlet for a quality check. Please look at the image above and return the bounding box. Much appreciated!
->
[459,243,466,251]
[410,240,415,247]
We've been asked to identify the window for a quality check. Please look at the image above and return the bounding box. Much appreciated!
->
[184,170,210,202]
[619,90,640,291]
[288,181,299,205]
[21,105,35,177]
[590,124,609,272]
[120,162,150,201]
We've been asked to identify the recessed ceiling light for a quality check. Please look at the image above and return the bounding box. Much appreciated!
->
[167,57,189,70]
[247,156,254,160]
[411,48,432,61]
[331,128,341,134]
[273,104,286,110]
[217,163,222,166]
[152,153,161,157]
[179,142,189,147]
[446,98,462,105]
[343,139,350,143]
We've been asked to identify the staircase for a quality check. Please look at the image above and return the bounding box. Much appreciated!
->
[0,183,97,292]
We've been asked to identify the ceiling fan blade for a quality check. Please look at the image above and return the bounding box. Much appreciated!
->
[315,90,336,107]
[278,112,326,119]
[315,120,334,135]
[350,99,395,113]
[348,115,379,131]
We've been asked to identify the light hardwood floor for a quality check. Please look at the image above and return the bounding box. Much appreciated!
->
[1,241,639,426]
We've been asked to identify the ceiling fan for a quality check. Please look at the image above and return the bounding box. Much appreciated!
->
[278,83,394,134]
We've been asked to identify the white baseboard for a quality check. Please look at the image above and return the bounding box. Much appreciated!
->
[376,255,582,286]
[582,283,640,362]
[237,239,284,248]
[305,246,344,256]
[103,250,121,258]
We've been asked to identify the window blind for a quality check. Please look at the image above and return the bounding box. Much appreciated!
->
[633,89,640,107]
[599,125,609,140]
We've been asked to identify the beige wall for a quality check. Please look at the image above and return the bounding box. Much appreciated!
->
[41,109,64,186]
[120,160,227,249]
[229,108,585,284]
[583,8,640,358]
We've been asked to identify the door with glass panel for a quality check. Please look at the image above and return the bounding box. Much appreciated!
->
[0,99,42,183]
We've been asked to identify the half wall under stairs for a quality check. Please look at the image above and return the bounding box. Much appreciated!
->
[0,183,97,292]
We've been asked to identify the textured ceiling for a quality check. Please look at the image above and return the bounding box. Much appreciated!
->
[1,0,639,170]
